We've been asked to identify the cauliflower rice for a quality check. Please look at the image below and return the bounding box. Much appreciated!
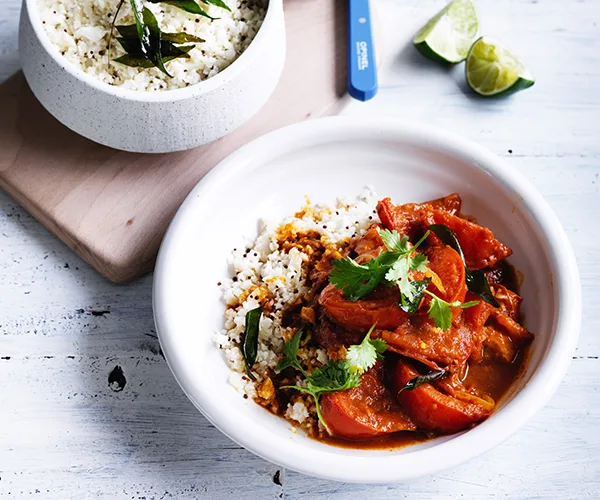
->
[37,0,266,91]
[215,190,380,431]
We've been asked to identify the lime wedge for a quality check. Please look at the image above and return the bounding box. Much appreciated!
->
[413,0,478,64]
[466,36,535,96]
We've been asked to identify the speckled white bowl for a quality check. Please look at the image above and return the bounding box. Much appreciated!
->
[153,117,581,483]
[18,0,285,153]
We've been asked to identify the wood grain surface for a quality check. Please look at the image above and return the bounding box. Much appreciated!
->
[1,0,599,499]
[0,0,349,283]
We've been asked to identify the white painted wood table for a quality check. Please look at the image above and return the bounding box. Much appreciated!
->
[1,1,599,498]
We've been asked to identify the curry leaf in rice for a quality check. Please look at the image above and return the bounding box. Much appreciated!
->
[241,307,262,379]
[148,0,230,19]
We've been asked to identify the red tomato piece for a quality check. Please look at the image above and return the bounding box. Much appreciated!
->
[321,367,416,439]
[425,246,467,321]
[318,283,409,332]
[426,209,512,270]
[392,361,491,434]
[381,319,475,370]
[377,194,462,238]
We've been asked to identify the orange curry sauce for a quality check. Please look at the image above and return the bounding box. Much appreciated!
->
[258,194,533,449]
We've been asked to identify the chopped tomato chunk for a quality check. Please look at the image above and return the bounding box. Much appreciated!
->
[377,194,462,239]
[392,361,491,433]
[318,283,408,332]
[321,366,416,439]
[381,319,475,370]
[425,246,467,320]
[425,209,512,270]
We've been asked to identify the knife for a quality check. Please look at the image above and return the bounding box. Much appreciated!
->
[348,0,378,101]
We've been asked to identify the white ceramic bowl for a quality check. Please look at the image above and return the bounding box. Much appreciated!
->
[153,117,581,482]
[18,0,285,153]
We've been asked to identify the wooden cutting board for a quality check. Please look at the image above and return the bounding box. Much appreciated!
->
[0,0,359,283]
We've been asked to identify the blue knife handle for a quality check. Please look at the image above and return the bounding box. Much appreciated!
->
[348,0,378,101]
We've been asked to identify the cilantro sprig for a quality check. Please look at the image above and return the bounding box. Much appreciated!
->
[424,290,479,330]
[276,325,386,428]
[329,229,430,301]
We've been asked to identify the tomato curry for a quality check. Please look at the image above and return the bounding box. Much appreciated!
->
[270,194,533,448]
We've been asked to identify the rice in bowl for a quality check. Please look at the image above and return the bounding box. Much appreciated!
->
[215,191,378,435]
[36,0,266,91]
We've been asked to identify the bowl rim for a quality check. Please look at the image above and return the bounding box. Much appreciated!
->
[23,0,281,102]
[153,116,581,483]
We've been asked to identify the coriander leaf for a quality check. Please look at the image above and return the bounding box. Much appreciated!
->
[329,257,388,301]
[275,329,307,376]
[427,224,500,307]
[399,278,431,314]
[369,338,388,357]
[411,253,429,272]
[424,291,479,330]
[412,229,431,251]
[387,257,416,301]
[346,324,387,373]
[378,228,409,253]
[398,369,447,392]
[241,307,262,379]
[427,294,453,330]
[448,299,480,309]
[306,360,362,394]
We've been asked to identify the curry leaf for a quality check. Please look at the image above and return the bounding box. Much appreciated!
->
[129,0,149,56]
[241,307,262,379]
[427,224,500,307]
[117,24,205,43]
[398,369,447,392]
[148,0,217,19]
[203,0,231,11]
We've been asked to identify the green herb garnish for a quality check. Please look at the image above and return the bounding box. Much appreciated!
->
[345,325,387,372]
[279,325,387,428]
[148,0,228,19]
[428,223,500,307]
[399,278,432,314]
[328,229,429,301]
[108,0,229,75]
[274,328,307,376]
[424,290,479,330]
[398,369,447,392]
[241,307,262,379]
